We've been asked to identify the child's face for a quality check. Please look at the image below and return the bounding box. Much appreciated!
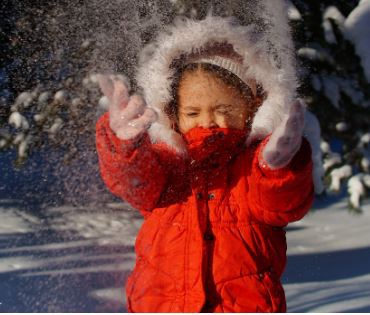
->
[177,68,259,134]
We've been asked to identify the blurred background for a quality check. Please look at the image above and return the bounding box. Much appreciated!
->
[0,0,369,312]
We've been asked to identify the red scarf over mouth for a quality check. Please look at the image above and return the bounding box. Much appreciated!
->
[182,126,247,169]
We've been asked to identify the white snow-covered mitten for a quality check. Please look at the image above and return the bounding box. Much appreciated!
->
[97,74,157,140]
[259,100,305,170]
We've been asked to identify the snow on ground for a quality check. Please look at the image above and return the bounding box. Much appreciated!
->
[0,197,369,312]
[284,198,370,312]
[0,200,139,312]
[0,201,39,234]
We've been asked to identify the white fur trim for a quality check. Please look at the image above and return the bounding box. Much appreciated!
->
[137,15,298,152]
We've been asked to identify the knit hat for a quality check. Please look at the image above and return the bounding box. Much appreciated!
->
[187,55,257,97]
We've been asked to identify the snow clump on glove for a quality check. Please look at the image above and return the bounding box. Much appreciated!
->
[97,74,157,140]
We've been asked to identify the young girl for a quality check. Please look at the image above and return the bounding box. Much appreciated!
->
[95,16,314,313]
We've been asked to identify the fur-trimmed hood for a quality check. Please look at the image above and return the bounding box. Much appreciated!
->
[136,15,300,154]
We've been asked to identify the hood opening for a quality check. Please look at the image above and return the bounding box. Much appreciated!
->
[164,61,266,135]
[138,15,297,155]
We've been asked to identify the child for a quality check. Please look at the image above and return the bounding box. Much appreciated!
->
[95,16,314,313]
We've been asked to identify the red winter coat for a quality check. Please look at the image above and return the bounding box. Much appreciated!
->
[95,112,314,313]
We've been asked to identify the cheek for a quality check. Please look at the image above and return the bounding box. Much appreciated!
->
[223,112,247,129]
[214,114,228,128]
[178,114,196,133]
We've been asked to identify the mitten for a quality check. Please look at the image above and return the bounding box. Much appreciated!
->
[97,74,157,140]
[259,100,305,170]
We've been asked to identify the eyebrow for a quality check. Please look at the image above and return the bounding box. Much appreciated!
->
[182,104,233,111]
[181,106,200,111]
[214,104,233,109]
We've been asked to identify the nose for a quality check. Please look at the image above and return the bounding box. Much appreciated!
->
[199,113,218,128]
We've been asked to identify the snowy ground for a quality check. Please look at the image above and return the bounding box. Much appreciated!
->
[0,196,369,312]
[284,197,370,312]
[0,200,140,312]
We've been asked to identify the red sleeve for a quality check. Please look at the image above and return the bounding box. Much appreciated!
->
[95,112,170,217]
[247,137,314,227]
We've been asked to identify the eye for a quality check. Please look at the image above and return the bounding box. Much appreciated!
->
[215,104,233,116]
[185,112,199,117]
[216,109,231,115]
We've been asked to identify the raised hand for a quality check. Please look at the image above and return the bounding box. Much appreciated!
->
[260,100,305,170]
[97,74,157,140]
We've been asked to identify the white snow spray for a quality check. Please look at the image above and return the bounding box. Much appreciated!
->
[2,0,300,312]
[260,0,298,107]
[24,0,299,209]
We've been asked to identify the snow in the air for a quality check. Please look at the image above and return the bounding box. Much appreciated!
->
[1,0,370,313]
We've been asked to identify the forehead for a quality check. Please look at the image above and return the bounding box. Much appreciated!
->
[179,67,232,88]
[178,68,244,105]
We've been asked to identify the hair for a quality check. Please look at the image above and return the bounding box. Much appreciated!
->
[165,62,266,130]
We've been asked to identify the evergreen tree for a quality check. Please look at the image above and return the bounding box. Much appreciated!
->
[290,0,370,211]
